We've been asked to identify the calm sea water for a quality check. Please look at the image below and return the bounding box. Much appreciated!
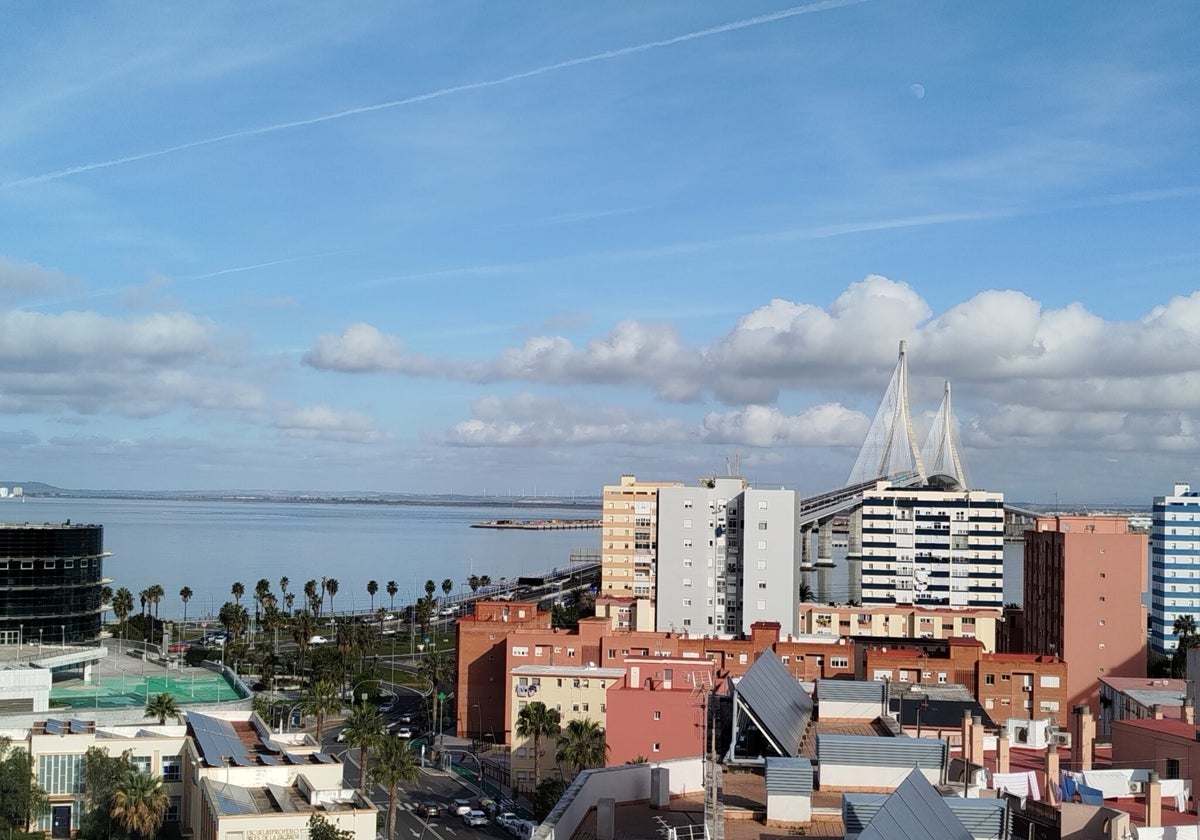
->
[7,497,596,620]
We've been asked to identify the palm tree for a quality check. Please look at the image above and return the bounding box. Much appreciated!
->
[424,579,436,600]
[441,578,453,599]
[112,587,134,638]
[367,580,379,612]
[231,581,245,606]
[111,770,169,839]
[144,692,182,725]
[478,574,492,590]
[325,578,340,618]
[285,592,295,614]
[254,578,272,626]
[798,583,816,603]
[302,680,342,743]
[147,583,164,618]
[179,586,193,623]
[468,574,480,595]
[292,610,317,671]
[418,650,453,746]
[370,737,420,840]
[304,579,321,616]
[386,580,398,612]
[515,701,561,785]
[341,702,386,793]
[139,589,148,617]
[219,601,249,640]
[279,576,290,601]
[1175,614,1198,648]
[556,718,609,775]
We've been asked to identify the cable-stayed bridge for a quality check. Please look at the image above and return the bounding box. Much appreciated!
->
[796,340,970,568]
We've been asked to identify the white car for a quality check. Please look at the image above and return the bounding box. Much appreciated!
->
[462,810,488,827]
[452,799,473,816]
[309,635,331,645]
[495,813,520,831]
[395,726,412,739]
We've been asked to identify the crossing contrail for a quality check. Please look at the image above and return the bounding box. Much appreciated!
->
[1,0,868,190]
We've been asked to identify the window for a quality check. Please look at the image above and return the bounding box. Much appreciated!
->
[756,600,766,610]
[758,521,768,530]
[131,756,151,775]
[21,561,32,570]
[757,560,766,570]
[166,796,181,822]
[683,519,693,529]
[653,742,662,752]
[44,560,55,569]
[937,672,947,684]
[512,646,529,657]
[653,711,661,720]
[684,500,693,509]
[830,657,848,668]
[985,674,995,685]
[758,581,767,589]
[682,598,692,607]
[758,500,768,510]
[1167,758,1181,779]
[683,559,693,568]
[81,559,89,567]
[161,756,182,783]
[1039,675,1061,688]
[757,540,767,550]
[682,578,692,588]
[65,560,74,568]
[683,538,692,547]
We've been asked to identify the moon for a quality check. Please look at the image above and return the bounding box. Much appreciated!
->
[910,83,926,100]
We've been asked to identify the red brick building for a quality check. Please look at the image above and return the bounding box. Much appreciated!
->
[864,638,1068,725]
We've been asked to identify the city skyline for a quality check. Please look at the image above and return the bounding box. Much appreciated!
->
[0,2,1197,503]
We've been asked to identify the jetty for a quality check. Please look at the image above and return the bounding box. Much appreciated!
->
[471,518,600,530]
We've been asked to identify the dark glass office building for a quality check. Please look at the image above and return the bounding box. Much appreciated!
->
[0,524,108,645]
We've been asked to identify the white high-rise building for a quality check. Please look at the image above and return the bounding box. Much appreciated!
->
[859,481,1004,609]
[655,477,798,636]
[1150,482,1200,654]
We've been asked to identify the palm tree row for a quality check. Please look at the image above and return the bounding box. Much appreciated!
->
[515,701,610,786]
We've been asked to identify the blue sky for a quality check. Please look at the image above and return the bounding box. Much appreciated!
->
[0,1,1197,503]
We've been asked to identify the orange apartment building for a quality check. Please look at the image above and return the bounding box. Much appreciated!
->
[797,603,1003,650]
[455,602,857,743]
[600,474,681,630]
[1022,515,1148,715]
[864,638,1068,725]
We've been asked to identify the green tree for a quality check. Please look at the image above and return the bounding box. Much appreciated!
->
[386,580,398,612]
[532,776,568,821]
[179,586,193,623]
[144,692,183,725]
[441,578,453,598]
[308,811,355,840]
[100,585,113,607]
[515,701,561,786]
[341,702,386,793]
[292,610,317,672]
[478,574,492,589]
[0,736,48,832]
[798,583,815,603]
[146,584,165,620]
[325,578,340,617]
[424,579,436,600]
[279,576,290,601]
[285,592,295,614]
[370,737,420,840]
[111,770,169,839]
[219,601,249,640]
[367,580,379,612]
[418,649,453,746]
[305,579,321,616]
[468,574,480,594]
[231,581,245,606]
[302,680,342,743]
[112,587,135,638]
[556,718,609,776]
[254,578,273,626]
[81,746,134,839]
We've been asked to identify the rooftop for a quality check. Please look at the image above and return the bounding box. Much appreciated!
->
[509,664,625,678]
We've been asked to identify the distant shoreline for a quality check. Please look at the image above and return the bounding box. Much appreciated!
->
[13,491,602,510]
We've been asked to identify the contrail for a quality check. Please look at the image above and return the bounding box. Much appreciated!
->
[188,248,358,280]
[1,0,868,190]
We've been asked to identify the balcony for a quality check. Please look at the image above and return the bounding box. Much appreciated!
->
[515,684,540,697]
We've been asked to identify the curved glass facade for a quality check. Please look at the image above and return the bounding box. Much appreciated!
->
[0,524,106,644]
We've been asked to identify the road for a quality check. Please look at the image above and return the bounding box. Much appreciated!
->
[327,693,514,840]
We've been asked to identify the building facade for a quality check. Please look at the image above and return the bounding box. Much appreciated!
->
[0,524,109,645]
[796,603,1001,651]
[656,477,798,636]
[1150,483,1200,654]
[1023,515,1148,713]
[859,481,1004,609]
[600,475,681,630]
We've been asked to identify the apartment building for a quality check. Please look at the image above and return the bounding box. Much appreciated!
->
[796,603,1002,651]
[1024,514,1148,713]
[1151,483,1200,654]
[656,476,799,636]
[860,481,1004,608]
[600,474,681,630]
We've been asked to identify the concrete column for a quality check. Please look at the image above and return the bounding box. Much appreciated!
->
[1070,705,1095,772]
[998,732,1010,774]
[961,711,973,763]
[816,519,835,567]
[846,506,863,560]
[650,768,669,808]
[1146,773,1162,828]
[971,717,985,772]
[1045,746,1060,805]
[801,525,814,570]
[596,798,616,840]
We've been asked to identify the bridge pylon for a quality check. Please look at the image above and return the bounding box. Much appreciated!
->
[847,340,927,486]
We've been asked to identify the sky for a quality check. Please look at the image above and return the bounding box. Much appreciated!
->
[0,1,1197,505]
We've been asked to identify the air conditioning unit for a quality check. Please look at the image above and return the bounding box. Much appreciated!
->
[1052,733,1072,747]
[1015,727,1030,744]
[1129,781,1144,794]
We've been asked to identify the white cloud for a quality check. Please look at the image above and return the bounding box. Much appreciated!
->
[303,323,439,375]
[273,404,392,444]
[0,255,78,300]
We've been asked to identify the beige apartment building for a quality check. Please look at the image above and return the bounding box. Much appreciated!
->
[796,603,1003,651]
[600,474,680,630]
[509,663,624,788]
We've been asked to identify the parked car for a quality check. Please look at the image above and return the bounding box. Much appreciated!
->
[167,642,189,653]
[495,813,521,831]
[452,799,473,816]
[462,810,488,828]
[395,726,412,739]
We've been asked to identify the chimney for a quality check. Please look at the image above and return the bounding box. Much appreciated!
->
[971,716,985,769]
[1045,745,1060,805]
[1070,705,1095,772]
[1152,703,1163,720]
[1146,772,1162,828]
[961,710,973,763]
[1182,699,1194,726]
[998,730,1010,774]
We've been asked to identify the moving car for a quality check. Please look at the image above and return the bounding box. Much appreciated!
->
[495,813,521,831]
[452,799,473,816]
[419,800,440,818]
[395,726,412,739]
[309,635,331,645]
[462,810,488,828]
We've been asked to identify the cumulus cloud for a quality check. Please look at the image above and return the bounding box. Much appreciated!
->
[303,322,439,375]
[273,404,392,443]
[0,255,78,300]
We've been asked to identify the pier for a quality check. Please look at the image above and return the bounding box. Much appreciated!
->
[471,518,600,530]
